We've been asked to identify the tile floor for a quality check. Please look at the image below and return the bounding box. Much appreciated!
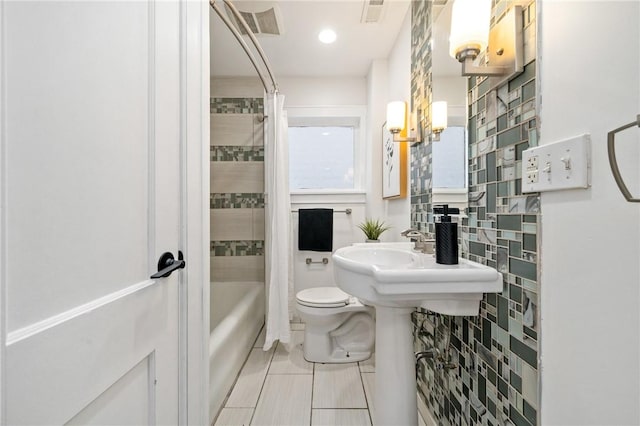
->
[213,325,427,426]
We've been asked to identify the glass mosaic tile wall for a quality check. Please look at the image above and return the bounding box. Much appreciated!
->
[410,2,540,425]
[210,98,265,282]
[410,0,434,235]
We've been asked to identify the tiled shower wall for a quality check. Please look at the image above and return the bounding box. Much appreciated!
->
[210,98,265,282]
[410,2,541,425]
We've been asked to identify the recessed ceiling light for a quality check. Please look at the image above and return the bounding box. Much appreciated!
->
[318,29,337,44]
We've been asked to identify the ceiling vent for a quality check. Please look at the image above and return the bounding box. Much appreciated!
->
[225,2,284,36]
[361,0,386,24]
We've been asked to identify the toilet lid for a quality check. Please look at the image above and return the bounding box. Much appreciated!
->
[296,287,350,308]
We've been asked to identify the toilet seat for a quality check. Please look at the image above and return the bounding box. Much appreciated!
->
[296,287,351,308]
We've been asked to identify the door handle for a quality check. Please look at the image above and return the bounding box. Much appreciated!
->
[151,251,186,279]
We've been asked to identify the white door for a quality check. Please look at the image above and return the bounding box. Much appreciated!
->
[0,1,208,424]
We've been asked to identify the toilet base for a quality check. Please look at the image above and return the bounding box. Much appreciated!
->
[295,290,375,364]
[302,350,372,364]
[302,323,374,364]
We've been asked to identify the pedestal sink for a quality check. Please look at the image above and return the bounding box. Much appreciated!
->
[332,243,502,425]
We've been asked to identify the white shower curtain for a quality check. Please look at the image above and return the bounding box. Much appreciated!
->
[263,92,292,351]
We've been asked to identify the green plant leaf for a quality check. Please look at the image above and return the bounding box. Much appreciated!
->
[357,218,391,240]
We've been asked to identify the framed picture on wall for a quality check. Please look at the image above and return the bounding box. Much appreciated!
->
[382,122,407,199]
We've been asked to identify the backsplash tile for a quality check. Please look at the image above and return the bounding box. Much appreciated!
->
[410,2,539,425]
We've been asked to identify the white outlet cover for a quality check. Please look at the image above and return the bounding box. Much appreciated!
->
[521,134,591,193]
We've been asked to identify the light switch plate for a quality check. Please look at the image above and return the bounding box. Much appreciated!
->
[521,134,591,193]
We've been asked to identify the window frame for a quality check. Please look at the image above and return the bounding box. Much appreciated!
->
[287,106,366,195]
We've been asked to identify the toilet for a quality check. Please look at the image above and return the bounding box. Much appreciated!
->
[295,286,375,363]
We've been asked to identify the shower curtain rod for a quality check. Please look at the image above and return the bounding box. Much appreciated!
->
[222,0,278,92]
[209,0,279,94]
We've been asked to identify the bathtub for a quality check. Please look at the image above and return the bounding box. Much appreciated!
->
[209,281,265,423]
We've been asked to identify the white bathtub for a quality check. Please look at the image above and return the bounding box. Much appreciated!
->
[209,281,265,423]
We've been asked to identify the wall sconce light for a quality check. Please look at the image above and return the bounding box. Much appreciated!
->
[449,0,523,81]
[431,101,448,141]
[386,101,422,143]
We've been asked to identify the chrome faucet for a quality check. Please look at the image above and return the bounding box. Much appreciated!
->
[415,349,439,379]
[415,348,439,363]
[401,228,435,254]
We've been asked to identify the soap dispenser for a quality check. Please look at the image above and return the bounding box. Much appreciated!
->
[434,204,459,265]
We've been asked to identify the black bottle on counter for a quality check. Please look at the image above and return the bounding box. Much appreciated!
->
[434,204,459,265]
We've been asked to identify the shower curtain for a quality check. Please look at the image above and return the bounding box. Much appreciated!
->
[263,92,292,351]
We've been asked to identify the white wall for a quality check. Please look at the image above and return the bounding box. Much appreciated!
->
[290,193,367,296]
[250,21,412,300]
[366,59,389,228]
[385,8,412,240]
[279,77,367,107]
[539,2,640,424]
[366,7,412,242]
[388,9,412,104]
[280,77,369,303]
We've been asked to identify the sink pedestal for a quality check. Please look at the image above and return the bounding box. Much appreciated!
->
[375,306,418,426]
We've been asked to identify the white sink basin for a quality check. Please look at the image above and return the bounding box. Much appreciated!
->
[332,243,503,315]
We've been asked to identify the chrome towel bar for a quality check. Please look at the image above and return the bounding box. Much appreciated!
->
[608,114,640,202]
[291,208,352,215]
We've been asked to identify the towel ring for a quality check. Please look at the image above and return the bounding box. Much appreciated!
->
[607,114,640,202]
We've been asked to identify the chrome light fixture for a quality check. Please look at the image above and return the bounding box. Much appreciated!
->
[386,101,422,143]
[449,0,523,81]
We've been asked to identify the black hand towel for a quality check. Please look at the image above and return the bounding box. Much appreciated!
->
[298,208,333,252]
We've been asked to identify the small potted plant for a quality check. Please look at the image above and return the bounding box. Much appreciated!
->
[357,218,391,242]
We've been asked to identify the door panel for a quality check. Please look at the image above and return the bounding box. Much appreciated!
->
[66,355,153,426]
[6,1,152,330]
[3,0,184,423]
[6,280,178,424]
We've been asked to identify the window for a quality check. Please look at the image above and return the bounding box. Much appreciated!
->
[432,126,467,189]
[289,126,355,190]
[287,109,364,192]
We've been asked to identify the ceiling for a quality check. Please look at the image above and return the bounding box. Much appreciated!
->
[209,0,412,79]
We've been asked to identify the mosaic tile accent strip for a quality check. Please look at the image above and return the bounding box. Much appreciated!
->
[210,146,265,162]
[211,240,264,257]
[210,193,265,209]
[210,97,264,114]
[410,2,540,426]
